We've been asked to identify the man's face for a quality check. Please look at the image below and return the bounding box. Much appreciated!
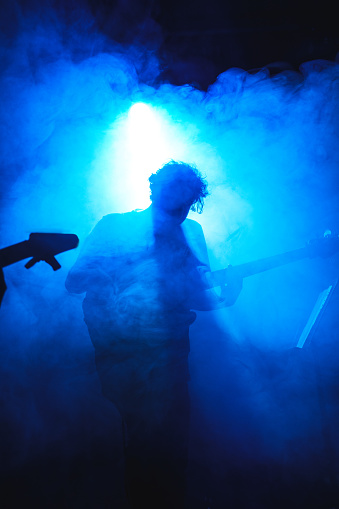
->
[152,182,195,225]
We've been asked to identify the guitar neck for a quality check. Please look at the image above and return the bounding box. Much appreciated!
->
[211,245,310,287]
[0,241,31,268]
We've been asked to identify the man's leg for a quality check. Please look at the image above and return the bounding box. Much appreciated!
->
[94,342,191,508]
[123,377,190,509]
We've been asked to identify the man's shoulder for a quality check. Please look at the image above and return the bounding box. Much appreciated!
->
[100,210,137,222]
[94,210,140,229]
[183,217,202,227]
[80,210,142,257]
[182,217,210,267]
[182,217,204,236]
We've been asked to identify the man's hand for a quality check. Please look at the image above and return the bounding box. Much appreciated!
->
[189,265,243,311]
[219,265,243,306]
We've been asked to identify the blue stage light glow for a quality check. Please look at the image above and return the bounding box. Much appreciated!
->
[95,101,184,213]
[1,11,339,503]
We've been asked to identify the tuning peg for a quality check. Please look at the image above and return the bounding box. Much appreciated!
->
[43,256,61,271]
[25,257,40,269]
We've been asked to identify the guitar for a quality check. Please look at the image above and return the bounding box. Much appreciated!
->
[208,232,339,288]
[0,233,79,305]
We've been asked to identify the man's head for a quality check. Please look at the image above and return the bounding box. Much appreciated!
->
[149,161,209,225]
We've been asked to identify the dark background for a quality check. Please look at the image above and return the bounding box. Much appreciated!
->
[88,0,338,87]
[2,0,338,89]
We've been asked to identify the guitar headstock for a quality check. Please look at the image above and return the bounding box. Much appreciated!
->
[26,233,79,270]
[307,231,339,259]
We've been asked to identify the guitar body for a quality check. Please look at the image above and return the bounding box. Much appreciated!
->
[1,231,337,306]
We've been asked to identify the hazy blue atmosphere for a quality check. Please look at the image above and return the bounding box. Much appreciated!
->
[1,1,338,508]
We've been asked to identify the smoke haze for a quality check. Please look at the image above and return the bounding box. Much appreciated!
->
[1,1,338,507]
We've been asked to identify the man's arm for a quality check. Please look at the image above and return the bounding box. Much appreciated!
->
[183,219,242,311]
[65,215,114,294]
[65,257,112,294]
[189,265,243,311]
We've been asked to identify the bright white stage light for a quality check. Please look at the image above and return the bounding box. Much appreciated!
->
[121,102,173,208]
[128,102,155,127]
[126,102,170,167]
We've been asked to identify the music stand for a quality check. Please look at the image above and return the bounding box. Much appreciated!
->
[296,279,338,350]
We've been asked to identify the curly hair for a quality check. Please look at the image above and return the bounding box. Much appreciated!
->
[148,161,209,213]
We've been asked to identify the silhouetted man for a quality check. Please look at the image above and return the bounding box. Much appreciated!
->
[66,161,242,508]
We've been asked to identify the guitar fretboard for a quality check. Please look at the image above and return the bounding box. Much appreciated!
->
[210,245,311,287]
